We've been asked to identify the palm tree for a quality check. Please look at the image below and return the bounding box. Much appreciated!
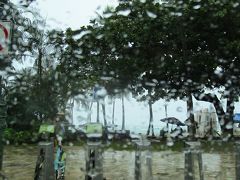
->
[164,103,169,131]
[112,98,115,130]
[146,100,155,137]
[121,94,125,131]
[101,102,107,127]
[95,100,107,126]
[96,101,100,123]
[66,97,74,125]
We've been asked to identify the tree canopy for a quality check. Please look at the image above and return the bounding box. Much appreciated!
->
[3,0,240,135]
[63,0,240,132]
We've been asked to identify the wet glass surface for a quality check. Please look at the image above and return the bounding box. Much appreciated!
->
[1,0,240,179]
[1,145,237,180]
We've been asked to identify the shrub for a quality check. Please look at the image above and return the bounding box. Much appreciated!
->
[3,128,36,144]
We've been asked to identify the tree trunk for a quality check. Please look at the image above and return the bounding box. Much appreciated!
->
[187,94,195,139]
[164,104,168,118]
[102,103,107,127]
[147,101,155,137]
[37,49,44,122]
[88,102,93,123]
[164,104,169,132]
[97,101,100,123]
[224,92,235,135]
[0,77,6,170]
[112,99,115,129]
[69,98,74,124]
[37,49,43,84]
[121,94,125,131]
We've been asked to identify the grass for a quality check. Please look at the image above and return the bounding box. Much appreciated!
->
[200,140,234,153]
[105,139,135,151]
[18,134,237,153]
[110,139,237,153]
[61,138,236,153]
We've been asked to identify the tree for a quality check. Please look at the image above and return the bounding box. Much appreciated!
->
[3,4,75,125]
[94,0,240,136]
[167,0,240,133]
[81,0,206,136]
[6,68,62,127]
[37,0,240,137]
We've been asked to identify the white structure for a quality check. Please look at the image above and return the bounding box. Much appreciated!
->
[194,108,221,138]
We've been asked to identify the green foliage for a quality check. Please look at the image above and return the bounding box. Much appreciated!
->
[3,128,15,143]
[14,131,32,144]
[3,128,36,144]
[72,0,240,130]
[3,0,240,136]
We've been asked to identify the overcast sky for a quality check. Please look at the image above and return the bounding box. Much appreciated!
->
[32,0,118,29]
[12,0,118,68]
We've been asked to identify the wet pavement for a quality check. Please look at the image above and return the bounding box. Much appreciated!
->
[1,144,236,180]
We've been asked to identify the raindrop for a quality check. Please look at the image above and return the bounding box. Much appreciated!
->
[193,4,201,10]
[176,12,183,16]
[117,9,131,16]
[72,30,91,40]
[225,122,233,129]
[103,12,112,18]
[145,82,156,87]
[176,106,183,112]
[146,11,157,18]
[68,142,74,146]
[166,137,174,146]
[233,2,239,8]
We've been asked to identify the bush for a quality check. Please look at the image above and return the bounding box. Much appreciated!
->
[3,128,15,143]
[14,131,32,144]
[3,128,36,144]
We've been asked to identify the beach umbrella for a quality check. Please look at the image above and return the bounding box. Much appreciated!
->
[160,117,185,126]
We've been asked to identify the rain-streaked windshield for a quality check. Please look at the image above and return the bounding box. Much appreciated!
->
[0,0,240,179]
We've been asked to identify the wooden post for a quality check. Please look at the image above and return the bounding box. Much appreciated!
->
[0,171,7,179]
[0,131,3,171]
[185,150,194,180]
[184,141,204,180]
[85,141,104,180]
[135,150,142,180]
[235,141,240,180]
[134,136,152,180]
[36,142,55,180]
[146,149,152,179]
